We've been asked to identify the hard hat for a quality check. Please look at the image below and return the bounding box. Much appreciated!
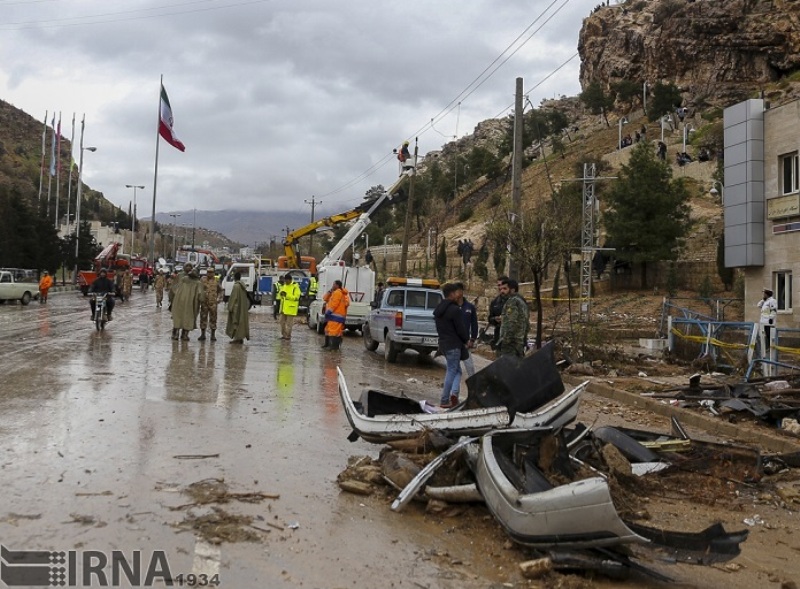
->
[403,140,409,146]
[99,269,107,275]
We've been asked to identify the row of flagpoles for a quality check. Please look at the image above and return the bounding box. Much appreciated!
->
[35,77,185,270]
[37,111,86,235]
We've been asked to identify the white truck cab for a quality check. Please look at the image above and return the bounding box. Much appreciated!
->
[307,262,375,334]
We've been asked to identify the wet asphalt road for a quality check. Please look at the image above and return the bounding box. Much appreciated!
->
[0,289,500,589]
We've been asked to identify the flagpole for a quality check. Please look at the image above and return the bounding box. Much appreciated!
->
[150,74,163,269]
[65,113,76,237]
[54,112,62,228]
[46,113,55,220]
[74,114,86,284]
[37,111,47,207]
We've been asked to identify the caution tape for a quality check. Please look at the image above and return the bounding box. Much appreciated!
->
[671,327,800,356]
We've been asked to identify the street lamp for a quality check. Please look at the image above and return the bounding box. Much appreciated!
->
[682,124,695,154]
[710,181,725,205]
[618,117,629,150]
[168,213,181,260]
[660,115,671,142]
[125,184,144,255]
[74,146,97,283]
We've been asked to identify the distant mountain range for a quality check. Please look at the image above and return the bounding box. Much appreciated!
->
[151,209,313,247]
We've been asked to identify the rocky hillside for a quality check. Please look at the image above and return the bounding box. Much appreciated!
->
[579,0,800,107]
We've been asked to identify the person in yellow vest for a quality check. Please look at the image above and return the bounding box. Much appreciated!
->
[38,271,53,303]
[308,275,318,300]
[277,274,301,340]
[322,280,349,351]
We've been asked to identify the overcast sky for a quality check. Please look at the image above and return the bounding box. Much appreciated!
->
[0,0,595,218]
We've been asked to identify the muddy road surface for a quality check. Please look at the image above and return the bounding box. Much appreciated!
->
[2,290,798,589]
[0,289,521,589]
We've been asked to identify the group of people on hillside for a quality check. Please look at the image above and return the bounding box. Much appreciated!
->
[434,276,529,408]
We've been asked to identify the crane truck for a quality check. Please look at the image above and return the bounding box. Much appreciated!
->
[307,167,413,334]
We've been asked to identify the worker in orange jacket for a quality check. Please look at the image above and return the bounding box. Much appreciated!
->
[322,280,349,351]
[38,271,53,303]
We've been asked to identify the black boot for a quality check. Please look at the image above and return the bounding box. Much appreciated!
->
[331,337,342,351]
[198,329,206,341]
[180,329,189,341]
[321,336,330,349]
[171,328,179,340]
[210,329,217,342]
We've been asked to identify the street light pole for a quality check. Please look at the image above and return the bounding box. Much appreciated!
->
[73,145,97,283]
[125,184,144,256]
[168,213,181,261]
[618,117,629,150]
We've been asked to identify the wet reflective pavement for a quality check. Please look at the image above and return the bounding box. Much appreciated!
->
[0,290,502,588]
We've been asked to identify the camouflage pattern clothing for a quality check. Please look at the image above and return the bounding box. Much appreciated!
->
[122,270,133,299]
[497,293,529,358]
[199,275,222,330]
[154,273,166,307]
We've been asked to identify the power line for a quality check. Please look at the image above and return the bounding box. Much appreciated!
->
[318,0,575,200]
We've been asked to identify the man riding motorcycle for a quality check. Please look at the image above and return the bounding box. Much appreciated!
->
[89,269,116,321]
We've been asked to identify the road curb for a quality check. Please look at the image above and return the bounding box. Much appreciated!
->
[564,374,800,454]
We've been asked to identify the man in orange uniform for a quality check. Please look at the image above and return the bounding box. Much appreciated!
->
[322,280,349,351]
[38,271,53,303]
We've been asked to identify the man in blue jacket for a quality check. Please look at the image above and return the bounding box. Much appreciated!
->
[434,282,469,408]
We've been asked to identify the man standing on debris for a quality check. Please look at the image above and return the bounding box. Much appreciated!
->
[486,275,509,349]
[198,268,222,342]
[497,278,530,358]
[758,287,778,350]
[171,263,204,341]
[322,280,349,351]
[277,274,301,340]
[434,282,470,408]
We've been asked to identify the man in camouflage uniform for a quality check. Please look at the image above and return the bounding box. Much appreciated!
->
[154,269,166,308]
[497,278,529,358]
[198,268,222,341]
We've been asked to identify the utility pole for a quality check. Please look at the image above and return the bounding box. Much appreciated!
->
[399,138,419,275]
[304,195,320,257]
[508,77,524,279]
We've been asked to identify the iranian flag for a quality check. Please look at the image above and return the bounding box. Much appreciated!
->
[159,84,185,152]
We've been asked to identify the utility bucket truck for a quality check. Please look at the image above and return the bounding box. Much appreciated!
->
[307,168,413,334]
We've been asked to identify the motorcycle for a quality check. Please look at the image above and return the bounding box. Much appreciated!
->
[91,293,109,331]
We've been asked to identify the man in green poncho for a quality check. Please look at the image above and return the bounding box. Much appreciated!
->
[171,263,204,341]
[225,271,250,344]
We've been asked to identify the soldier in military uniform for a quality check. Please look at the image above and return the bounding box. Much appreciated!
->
[198,268,222,341]
[154,269,166,308]
[497,278,529,358]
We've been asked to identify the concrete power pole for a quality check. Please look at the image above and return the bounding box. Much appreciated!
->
[304,195,320,258]
[399,139,418,275]
[508,77,524,279]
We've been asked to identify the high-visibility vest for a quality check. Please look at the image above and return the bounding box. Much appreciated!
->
[279,282,301,316]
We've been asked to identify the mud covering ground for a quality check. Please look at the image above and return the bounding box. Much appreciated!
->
[0,289,798,588]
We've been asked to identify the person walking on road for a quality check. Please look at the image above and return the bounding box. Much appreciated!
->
[154,270,166,308]
[458,290,479,377]
[434,282,470,408]
[38,271,53,303]
[122,269,133,301]
[496,278,529,358]
[322,280,350,350]
[198,268,222,342]
[225,271,250,344]
[277,274,301,340]
[171,263,203,341]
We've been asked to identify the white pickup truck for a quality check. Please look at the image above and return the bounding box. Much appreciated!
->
[0,269,39,305]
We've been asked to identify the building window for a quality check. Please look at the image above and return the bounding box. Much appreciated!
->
[774,271,793,312]
[781,152,799,195]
